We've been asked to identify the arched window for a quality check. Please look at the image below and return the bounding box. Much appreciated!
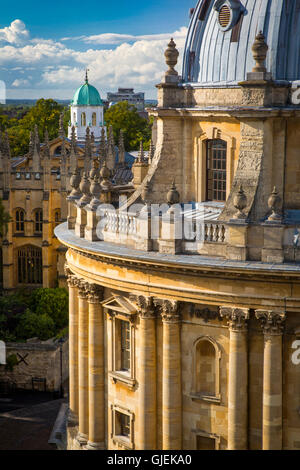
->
[193,336,221,402]
[81,112,86,126]
[15,209,25,233]
[17,245,42,285]
[92,112,97,126]
[206,139,227,202]
[33,209,43,233]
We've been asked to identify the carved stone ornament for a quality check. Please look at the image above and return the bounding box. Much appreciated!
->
[130,295,156,319]
[252,31,268,73]
[189,305,221,323]
[87,284,104,303]
[154,299,180,323]
[219,307,250,331]
[267,186,282,221]
[77,280,89,299]
[233,185,247,219]
[164,38,179,76]
[255,310,286,335]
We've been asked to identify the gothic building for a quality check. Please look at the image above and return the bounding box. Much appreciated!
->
[0,77,134,290]
[57,0,300,451]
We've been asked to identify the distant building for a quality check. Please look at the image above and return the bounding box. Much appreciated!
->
[107,88,145,111]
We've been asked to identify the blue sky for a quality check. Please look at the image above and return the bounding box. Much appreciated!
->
[0,0,193,99]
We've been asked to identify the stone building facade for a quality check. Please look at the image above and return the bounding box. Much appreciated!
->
[56,0,300,450]
[0,78,134,291]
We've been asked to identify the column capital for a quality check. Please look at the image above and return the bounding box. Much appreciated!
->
[86,283,104,303]
[154,299,180,323]
[130,295,156,319]
[255,310,286,335]
[220,306,250,332]
[77,280,90,299]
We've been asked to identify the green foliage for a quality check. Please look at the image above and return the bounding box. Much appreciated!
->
[0,198,11,237]
[0,99,70,157]
[30,288,69,330]
[104,101,153,151]
[15,309,55,341]
[0,288,69,342]
[5,354,18,372]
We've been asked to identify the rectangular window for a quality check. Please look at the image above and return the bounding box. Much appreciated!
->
[111,405,134,449]
[120,320,130,372]
[206,139,227,202]
[197,435,216,450]
[35,210,43,233]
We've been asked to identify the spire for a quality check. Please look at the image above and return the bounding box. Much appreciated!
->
[28,131,34,155]
[85,68,89,84]
[118,130,125,165]
[59,113,65,138]
[84,127,91,173]
[4,131,11,159]
[149,139,155,163]
[99,127,107,164]
[106,126,115,171]
[138,141,144,163]
[44,129,50,159]
[69,126,78,173]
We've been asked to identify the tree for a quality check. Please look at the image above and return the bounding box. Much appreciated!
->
[1,99,70,157]
[104,101,153,151]
[15,309,55,341]
[30,287,68,330]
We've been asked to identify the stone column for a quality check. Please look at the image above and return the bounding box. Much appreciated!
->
[160,300,182,450]
[86,284,105,450]
[136,296,157,449]
[220,307,250,450]
[77,281,89,445]
[66,269,79,425]
[256,310,286,450]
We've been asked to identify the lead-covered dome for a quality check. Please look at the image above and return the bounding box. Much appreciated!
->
[71,79,103,106]
[182,0,300,86]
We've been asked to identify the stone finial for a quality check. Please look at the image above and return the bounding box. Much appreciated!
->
[29,131,34,155]
[44,129,50,159]
[84,127,91,172]
[233,185,247,219]
[100,161,112,191]
[149,139,155,163]
[167,180,180,205]
[107,126,115,170]
[99,127,107,162]
[252,31,268,73]
[165,38,179,76]
[89,174,101,209]
[59,113,65,138]
[34,124,40,152]
[89,159,99,180]
[267,186,282,222]
[78,172,91,206]
[118,130,125,164]
[141,180,151,207]
[69,167,81,199]
[138,141,144,163]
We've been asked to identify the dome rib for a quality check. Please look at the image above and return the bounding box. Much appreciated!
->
[182,0,300,86]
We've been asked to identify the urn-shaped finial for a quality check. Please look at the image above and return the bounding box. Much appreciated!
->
[252,31,268,73]
[141,180,151,206]
[267,186,282,221]
[69,167,81,199]
[233,185,247,219]
[89,175,102,209]
[89,159,99,180]
[78,172,91,205]
[167,180,180,205]
[164,38,179,76]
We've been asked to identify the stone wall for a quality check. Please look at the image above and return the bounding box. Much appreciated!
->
[0,338,69,392]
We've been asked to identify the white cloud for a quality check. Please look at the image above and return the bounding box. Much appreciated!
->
[11,78,30,87]
[0,20,29,45]
[0,19,188,98]
[62,27,187,45]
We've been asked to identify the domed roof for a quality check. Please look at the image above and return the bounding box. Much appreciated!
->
[71,76,103,106]
[182,0,300,86]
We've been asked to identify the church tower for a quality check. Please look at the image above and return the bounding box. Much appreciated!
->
[68,71,105,142]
